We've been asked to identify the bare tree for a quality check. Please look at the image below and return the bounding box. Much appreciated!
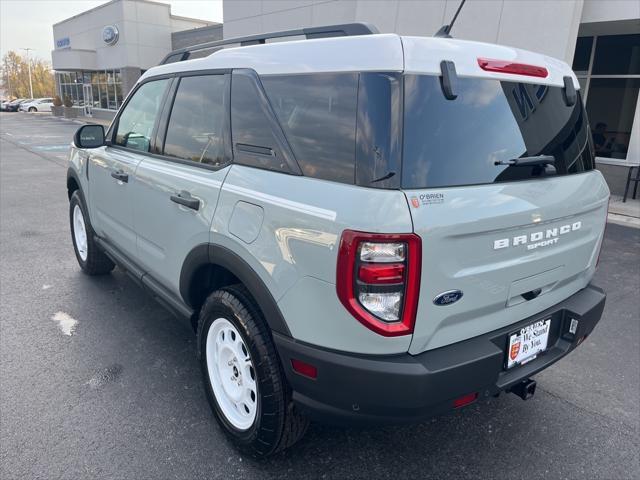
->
[1,51,55,99]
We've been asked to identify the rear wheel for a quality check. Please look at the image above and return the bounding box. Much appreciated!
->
[197,285,309,456]
[28,107,36,112]
[69,191,114,275]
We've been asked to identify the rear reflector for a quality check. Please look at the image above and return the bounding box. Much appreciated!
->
[477,58,548,78]
[291,359,317,379]
[453,392,478,409]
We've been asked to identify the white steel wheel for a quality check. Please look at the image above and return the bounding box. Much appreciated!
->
[72,204,88,261]
[206,317,258,431]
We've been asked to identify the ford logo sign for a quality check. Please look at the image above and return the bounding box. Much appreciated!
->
[102,25,119,46]
[433,290,463,306]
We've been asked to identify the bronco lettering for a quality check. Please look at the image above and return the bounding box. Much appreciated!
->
[493,221,581,250]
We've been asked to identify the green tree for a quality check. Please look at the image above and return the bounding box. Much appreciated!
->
[1,50,55,99]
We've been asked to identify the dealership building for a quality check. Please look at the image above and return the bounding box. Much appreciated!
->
[51,0,220,120]
[50,0,638,193]
[222,0,639,193]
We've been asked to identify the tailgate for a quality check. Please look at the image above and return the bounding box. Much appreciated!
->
[405,172,608,354]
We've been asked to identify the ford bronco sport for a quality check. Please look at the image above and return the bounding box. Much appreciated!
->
[67,23,608,456]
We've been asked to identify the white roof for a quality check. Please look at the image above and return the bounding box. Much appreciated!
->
[140,33,578,88]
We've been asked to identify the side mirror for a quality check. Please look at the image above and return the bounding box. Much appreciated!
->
[74,124,105,149]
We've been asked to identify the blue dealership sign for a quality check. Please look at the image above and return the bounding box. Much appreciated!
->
[56,37,71,49]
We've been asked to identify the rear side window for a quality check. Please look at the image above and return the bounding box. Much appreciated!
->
[262,73,358,183]
[402,75,594,189]
[231,73,287,172]
[163,75,228,166]
[115,79,169,152]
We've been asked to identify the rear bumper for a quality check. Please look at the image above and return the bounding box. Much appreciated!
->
[274,284,605,425]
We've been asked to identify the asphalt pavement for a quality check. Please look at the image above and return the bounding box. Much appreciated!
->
[1,112,639,479]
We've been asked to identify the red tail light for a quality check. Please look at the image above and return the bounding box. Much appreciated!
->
[358,263,405,284]
[477,58,548,78]
[336,230,421,337]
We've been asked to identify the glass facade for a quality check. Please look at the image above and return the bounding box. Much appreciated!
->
[56,69,123,110]
[573,34,640,161]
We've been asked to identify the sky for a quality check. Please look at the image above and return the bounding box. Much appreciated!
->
[0,0,223,62]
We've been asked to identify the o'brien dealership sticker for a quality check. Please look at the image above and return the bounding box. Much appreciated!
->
[410,193,445,208]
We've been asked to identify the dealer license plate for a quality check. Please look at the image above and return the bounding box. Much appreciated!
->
[506,319,551,369]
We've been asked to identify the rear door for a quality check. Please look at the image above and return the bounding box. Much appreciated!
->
[132,73,231,296]
[89,78,170,259]
[402,75,609,354]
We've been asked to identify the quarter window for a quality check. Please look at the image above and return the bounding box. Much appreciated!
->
[230,73,287,172]
[262,73,358,183]
[163,75,228,166]
[114,79,169,152]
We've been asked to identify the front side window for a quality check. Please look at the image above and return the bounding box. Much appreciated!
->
[402,75,594,189]
[163,75,228,166]
[114,79,169,152]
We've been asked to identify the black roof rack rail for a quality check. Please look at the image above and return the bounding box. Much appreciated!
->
[159,22,379,65]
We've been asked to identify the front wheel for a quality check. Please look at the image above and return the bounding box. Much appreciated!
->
[69,191,114,275]
[28,107,36,112]
[198,285,309,456]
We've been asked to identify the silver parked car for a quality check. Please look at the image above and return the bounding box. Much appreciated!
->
[66,23,608,456]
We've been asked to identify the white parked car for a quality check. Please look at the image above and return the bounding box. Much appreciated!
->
[20,98,54,112]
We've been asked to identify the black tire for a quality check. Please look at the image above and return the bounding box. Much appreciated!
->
[197,285,309,457]
[69,190,115,275]
[28,107,36,112]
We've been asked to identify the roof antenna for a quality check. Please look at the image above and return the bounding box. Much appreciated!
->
[434,0,467,38]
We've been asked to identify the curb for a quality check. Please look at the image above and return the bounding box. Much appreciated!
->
[607,212,640,229]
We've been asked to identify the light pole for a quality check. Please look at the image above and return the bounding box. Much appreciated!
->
[3,57,11,98]
[20,47,34,99]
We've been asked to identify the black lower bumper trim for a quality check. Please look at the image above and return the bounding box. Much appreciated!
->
[274,284,606,425]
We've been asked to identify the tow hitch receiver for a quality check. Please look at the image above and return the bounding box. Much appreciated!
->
[509,378,537,400]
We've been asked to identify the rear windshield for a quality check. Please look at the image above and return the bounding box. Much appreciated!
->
[402,75,594,189]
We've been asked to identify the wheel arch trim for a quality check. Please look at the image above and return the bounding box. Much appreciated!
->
[66,167,83,199]
[180,243,292,337]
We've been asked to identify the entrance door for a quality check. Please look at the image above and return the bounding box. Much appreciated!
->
[82,84,93,117]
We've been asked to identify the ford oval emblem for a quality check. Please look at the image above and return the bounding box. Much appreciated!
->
[102,25,119,46]
[433,290,463,306]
